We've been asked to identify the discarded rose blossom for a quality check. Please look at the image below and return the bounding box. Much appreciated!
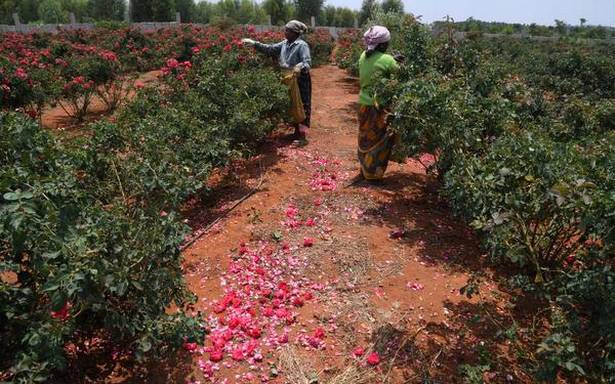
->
[367,352,380,366]
[210,350,224,362]
[231,349,244,361]
[292,296,305,307]
[228,317,241,329]
[353,347,365,357]
[305,218,315,226]
[406,282,425,291]
[278,333,289,344]
[303,237,314,247]
[313,327,325,339]
[248,327,262,339]
[285,205,299,218]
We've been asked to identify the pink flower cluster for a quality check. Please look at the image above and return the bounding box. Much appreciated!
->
[64,76,94,91]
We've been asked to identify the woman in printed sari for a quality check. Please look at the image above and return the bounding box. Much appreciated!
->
[356,26,400,181]
[242,20,312,143]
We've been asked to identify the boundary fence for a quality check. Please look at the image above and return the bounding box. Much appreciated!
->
[0,11,355,38]
[2,15,614,44]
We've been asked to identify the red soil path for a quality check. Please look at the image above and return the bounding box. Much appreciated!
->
[159,65,530,384]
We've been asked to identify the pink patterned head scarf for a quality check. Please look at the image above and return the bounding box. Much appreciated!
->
[363,26,391,51]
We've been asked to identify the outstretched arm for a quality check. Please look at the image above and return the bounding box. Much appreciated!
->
[243,38,284,57]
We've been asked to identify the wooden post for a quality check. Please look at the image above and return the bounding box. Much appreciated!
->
[124,2,130,22]
[176,12,181,23]
[353,17,358,28]
[266,14,272,26]
[69,12,77,24]
[310,16,316,27]
[12,13,22,32]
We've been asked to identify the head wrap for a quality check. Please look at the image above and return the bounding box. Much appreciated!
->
[363,26,391,51]
[285,20,308,35]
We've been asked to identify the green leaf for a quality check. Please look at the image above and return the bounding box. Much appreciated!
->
[42,251,61,260]
[140,338,152,353]
[132,281,144,290]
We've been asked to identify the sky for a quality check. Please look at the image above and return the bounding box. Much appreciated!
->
[326,0,615,27]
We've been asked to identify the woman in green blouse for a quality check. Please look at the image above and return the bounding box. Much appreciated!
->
[356,26,399,181]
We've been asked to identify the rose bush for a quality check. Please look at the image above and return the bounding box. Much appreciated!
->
[0,25,297,382]
[1,25,334,122]
[337,14,615,382]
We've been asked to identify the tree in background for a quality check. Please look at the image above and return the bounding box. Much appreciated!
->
[193,0,212,23]
[321,5,356,27]
[216,0,236,18]
[262,0,291,25]
[130,0,152,21]
[381,0,402,14]
[18,0,40,22]
[322,3,334,25]
[236,0,266,23]
[38,0,67,22]
[60,0,88,20]
[87,0,125,20]
[131,0,175,21]
[175,0,195,21]
[554,19,568,35]
[580,17,586,27]
[0,0,16,24]
[335,7,355,27]
[151,0,175,20]
[295,0,323,24]
[359,0,378,26]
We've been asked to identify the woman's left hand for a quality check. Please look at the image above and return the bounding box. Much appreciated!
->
[393,54,405,63]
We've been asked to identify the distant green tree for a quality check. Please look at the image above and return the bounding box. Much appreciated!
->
[131,0,175,21]
[334,7,355,27]
[1,0,18,24]
[175,0,195,21]
[236,0,262,23]
[359,0,378,26]
[217,0,237,18]
[580,17,586,26]
[554,19,568,35]
[193,0,213,23]
[252,2,267,23]
[130,0,153,21]
[262,0,290,25]
[322,4,334,25]
[381,0,402,14]
[17,0,39,23]
[38,0,67,22]
[87,0,125,20]
[151,0,175,20]
[60,0,88,20]
[295,0,323,23]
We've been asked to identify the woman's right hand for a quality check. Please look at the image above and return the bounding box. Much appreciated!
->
[241,38,256,46]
